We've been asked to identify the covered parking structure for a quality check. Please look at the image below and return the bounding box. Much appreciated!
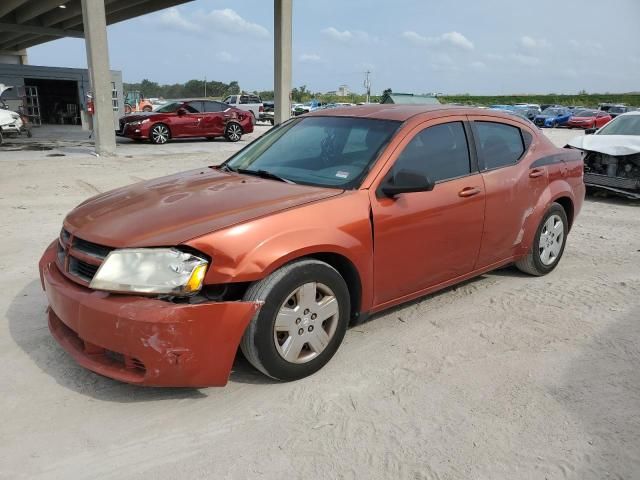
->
[0,0,292,155]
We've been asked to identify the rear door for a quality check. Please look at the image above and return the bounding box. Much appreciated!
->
[468,116,546,268]
[201,101,227,136]
[369,117,486,306]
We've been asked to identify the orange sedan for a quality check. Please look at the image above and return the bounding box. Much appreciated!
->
[39,105,585,387]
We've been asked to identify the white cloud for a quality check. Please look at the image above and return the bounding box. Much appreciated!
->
[521,36,551,49]
[510,53,541,66]
[205,9,269,38]
[322,27,353,42]
[299,53,322,63]
[216,51,238,64]
[402,31,474,50]
[157,7,201,33]
[442,31,474,50]
[322,27,376,44]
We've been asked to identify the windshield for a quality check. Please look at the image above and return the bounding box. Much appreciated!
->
[155,102,182,113]
[608,106,626,114]
[542,108,563,116]
[597,115,640,135]
[225,116,401,189]
[574,110,594,117]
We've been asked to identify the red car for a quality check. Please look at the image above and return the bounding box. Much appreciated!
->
[117,99,254,144]
[567,109,612,130]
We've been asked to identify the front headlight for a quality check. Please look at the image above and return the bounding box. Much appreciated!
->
[128,119,150,126]
[90,248,208,296]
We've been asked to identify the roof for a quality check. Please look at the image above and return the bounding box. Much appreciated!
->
[0,0,194,51]
[381,93,440,105]
[308,104,527,123]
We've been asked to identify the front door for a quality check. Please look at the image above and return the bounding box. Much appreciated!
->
[370,118,486,307]
[173,101,204,137]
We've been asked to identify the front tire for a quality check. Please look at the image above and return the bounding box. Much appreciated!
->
[150,123,170,144]
[240,259,350,381]
[516,202,568,276]
[225,122,243,142]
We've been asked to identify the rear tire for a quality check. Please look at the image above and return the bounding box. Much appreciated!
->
[240,259,350,381]
[516,202,568,276]
[225,122,242,142]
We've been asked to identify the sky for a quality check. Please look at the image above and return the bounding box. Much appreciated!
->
[27,0,640,96]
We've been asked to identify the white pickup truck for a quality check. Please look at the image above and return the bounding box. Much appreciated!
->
[223,94,263,124]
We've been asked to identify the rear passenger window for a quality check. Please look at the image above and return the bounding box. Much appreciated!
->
[203,101,225,112]
[392,122,471,183]
[475,121,525,170]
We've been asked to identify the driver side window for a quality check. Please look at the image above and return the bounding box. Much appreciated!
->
[391,122,471,183]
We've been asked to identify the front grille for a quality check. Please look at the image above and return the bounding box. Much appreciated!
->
[69,257,100,282]
[57,229,113,284]
[584,173,640,190]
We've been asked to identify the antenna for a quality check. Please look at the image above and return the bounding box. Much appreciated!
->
[363,71,371,104]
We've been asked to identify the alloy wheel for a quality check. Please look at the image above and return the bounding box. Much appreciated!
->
[151,125,169,144]
[273,282,339,364]
[226,123,242,141]
[538,214,564,265]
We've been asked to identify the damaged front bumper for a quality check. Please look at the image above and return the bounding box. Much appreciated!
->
[39,243,261,387]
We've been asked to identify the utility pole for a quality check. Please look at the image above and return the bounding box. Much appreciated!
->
[204,75,207,97]
[363,70,371,104]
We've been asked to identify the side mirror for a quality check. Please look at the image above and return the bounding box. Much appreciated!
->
[177,107,187,116]
[380,169,435,198]
[585,128,597,135]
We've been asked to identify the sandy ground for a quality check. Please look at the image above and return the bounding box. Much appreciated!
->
[1,128,639,480]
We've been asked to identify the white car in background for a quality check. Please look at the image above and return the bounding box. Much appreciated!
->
[223,94,263,124]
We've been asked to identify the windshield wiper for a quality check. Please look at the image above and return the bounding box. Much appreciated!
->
[234,167,295,184]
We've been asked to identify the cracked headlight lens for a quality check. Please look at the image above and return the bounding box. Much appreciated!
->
[90,248,208,296]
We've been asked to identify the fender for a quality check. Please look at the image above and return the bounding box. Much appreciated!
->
[185,190,375,311]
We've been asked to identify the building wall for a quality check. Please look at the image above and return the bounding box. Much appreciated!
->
[0,64,123,128]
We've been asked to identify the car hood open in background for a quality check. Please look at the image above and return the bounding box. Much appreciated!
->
[64,168,342,247]
[568,135,640,156]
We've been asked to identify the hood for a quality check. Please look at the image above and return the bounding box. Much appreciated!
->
[0,108,20,126]
[568,134,640,156]
[121,112,157,122]
[64,167,342,248]
[0,84,12,98]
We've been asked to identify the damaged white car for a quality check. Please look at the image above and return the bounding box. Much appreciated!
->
[568,111,640,199]
[0,84,29,145]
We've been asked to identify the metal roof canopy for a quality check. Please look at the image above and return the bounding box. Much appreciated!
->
[0,0,292,156]
[0,0,194,51]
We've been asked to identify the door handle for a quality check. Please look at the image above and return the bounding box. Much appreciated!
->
[529,168,544,178]
[458,187,481,198]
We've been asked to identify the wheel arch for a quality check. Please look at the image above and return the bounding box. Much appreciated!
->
[553,195,574,230]
[305,252,363,323]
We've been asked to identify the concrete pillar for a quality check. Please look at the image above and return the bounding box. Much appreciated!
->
[81,0,116,156]
[274,0,292,125]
